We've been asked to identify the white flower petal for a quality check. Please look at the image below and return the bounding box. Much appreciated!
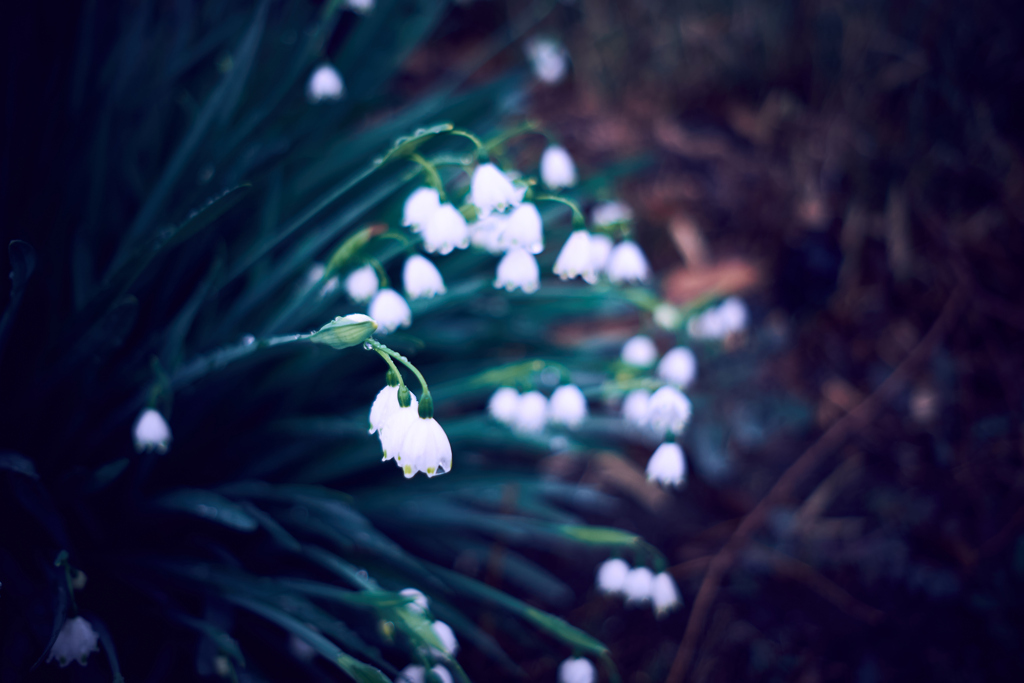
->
[596,558,631,594]
[557,657,596,683]
[548,384,588,428]
[622,389,651,428]
[606,240,650,284]
[656,346,697,389]
[306,64,345,103]
[421,204,469,255]
[623,567,655,605]
[652,571,682,618]
[621,335,658,368]
[344,264,379,302]
[402,254,446,300]
[591,201,633,227]
[47,617,100,668]
[494,248,540,294]
[133,409,171,454]
[541,145,577,189]
[646,442,687,487]
[368,288,412,334]
[498,202,544,254]
[488,387,521,425]
[514,390,548,434]
[470,163,521,216]
[646,386,692,436]
[553,230,596,283]
[403,187,441,232]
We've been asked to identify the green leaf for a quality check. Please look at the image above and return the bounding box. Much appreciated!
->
[554,525,641,548]
[276,578,414,609]
[168,184,253,247]
[155,489,258,531]
[376,123,454,165]
[173,614,246,666]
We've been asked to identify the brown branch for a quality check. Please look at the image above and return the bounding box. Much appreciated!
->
[665,285,969,683]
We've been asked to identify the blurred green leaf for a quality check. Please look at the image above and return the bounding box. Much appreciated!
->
[155,489,258,531]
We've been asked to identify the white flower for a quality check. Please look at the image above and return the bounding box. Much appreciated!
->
[622,389,651,428]
[588,233,613,275]
[403,255,446,300]
[606,240,650,284]
[514,390,548,434]
[646,442,687,487]
[541,145,577,189]
[470,163,521,216]
[688,297,749,339]
[344,264,379,302]
[306,63,344,103]
[653,303,682,330]
[398,665,453,683]
[346,0,374,13]
[369,385,417,436]
[431,620,459,655]
[652,572,682,618]
[368,288,412,334]
[717,296,749,332]
[379,406,452,478]
[488,387,521,425]
[498,202,544,254]
[548,384,588,428]
[525,37,569,85]
[305,262,326,287]
[400,588,429,614]
[657,346,697,389]
[469,214,508,254]
[557,657,596,683]
[621,335,658,368]
[623,567,655,605]
[47,616,100,667]
[646,386,692,436]
[403,187,441,232]
[494,248,540,294]
[596,558,631,594]
[133,408,171,454]
[553,230,596,284]
[421,203,469,255]
[591,201,633,227]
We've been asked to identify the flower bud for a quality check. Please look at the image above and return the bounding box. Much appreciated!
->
[398,385,412,408]
[309,314,378,349]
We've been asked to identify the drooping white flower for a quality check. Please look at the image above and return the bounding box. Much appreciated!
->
[368,288,412,334]
[688,296,749,339]
[421,203,469,255]
[717,296,749,333]
[494,248,540,294]
[653,303,682,330]
[651,572,682,618]
[596,558,631,594]
[606,240,650,284]
[646,442,687,487]
[621,335,658,368]
[133,408,171,454]
[47,616,100,667]
[622,389,651,428]
[397,665,453,683]
[591,201,633,227]
[344,264,379,302]
[657,346,697,389]
[588,233,613,275]
[548,384,588,428]
[541,145,577,189]
[470,163,521,216]
[379,405,452,478]
[306,63,345,103]
[346,0,374,14]
[514,390,548,434]
[488,387,521,425]
[553,230,596,284]
[369,385,417,437]
[430,620,459,656]
[400,588,429,614]
[646,386,693,436]
[524,36,569,85]
[402,187,441,232]
[557,657,596,683]
[623,566,655,606]
[469,214,508,254]
[402,254,446,300]
[498,202,544,254]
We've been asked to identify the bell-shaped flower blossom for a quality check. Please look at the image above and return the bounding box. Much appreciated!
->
[548,384,588,428]
[469,214,508,254]
[400,588,429,614]
[596,558,631,595]
[646,386,693,436]
[421,203,469,255]
[621,335,658,368]
[652,572,682,618]
[470,163,521,217]
[346,0,374,14]
[47,616,100,667]
[344,264,379,302]
[402,187,441,232]
[402,254,446,300]
[657,346,697,389]
[646,442,687,487]
[525,36,569,85]
[541,145,577,189]
[494,248,540,294]
[306,63,345,103]
[498,202,544,254]
[368,288,412,334]
[369,385,417,436]
[654,302,682,330]
[488,387,521,426]
[622,389,651,428]
[553,230,596,284]
[591,201,633,227]
[133,408,171,454]
[514,390,548,434]
[398,665,453,683]
[431,620,459,656]
[557,657,596,683]
[379,405,452,478]
[606,240,650,284]
[623,567,655,605]
[688,296,749,339]
[588,233,613,275]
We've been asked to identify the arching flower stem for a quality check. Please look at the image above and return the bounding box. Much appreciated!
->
[365,339,432,414]
[531,194,587,228]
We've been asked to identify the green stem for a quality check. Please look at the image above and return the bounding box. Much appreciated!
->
[447,129,486,153]
[366,339,429,396]
[532,194,586,227]
[483,120,545,151]
[408,153,447,202]
[372,348,405,392]
[172,333,312,388]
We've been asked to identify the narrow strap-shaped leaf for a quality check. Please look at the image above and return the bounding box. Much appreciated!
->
[155,489,259,532]
[0,240,36,362]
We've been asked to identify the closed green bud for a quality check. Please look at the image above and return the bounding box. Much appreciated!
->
[398,385,412,407]
[310,314,377,349]
[386,368,400,387]
[417,391,434,419]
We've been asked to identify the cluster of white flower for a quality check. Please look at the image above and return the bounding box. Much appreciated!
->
[369,384,451,478]
[487,384,589,433]
[595,559,681,619]
[557,656,596,683]
[687,296,749,340]
[524,36,570,85]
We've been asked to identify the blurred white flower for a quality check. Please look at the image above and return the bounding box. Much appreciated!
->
[400,588,429,614]
[622,389,651,428]
[623,566,655,605]
[397,665,453,683]
[369,385,417,436]
[319,275,340,297]
[469,214,508,254]
[47,616,99,668]
[646,386,692,436]
[591,201,633,227]
[652,571,682,618]
[498,202,544,254]
[470,163,521,216]
[525,37,569,85]
[514,390,548,433]
[540,145,577,188]
[494,248,540,294]
[656,346,697,389]
[368,288,412,334]
[421,204,469,255]
[688,296,749,339]
[548,384,588,428]
[431,620,459,655]
[346,0,374,13]
[606,240,650,284]
[402,187,441,232]
[306,63,344,103]
[380,406,452,478]
[588,233,613,275]
[621,335,658,368]
[646,442,687,487]
[488,387,521,425]
[344,264,379,302]
[653,302,682,330]
[133,408,171,454]
[403,254,446,300]
[305,262,327,287]
[596,558,631,594]
[553,230,596,284]
[557,656,596,683]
